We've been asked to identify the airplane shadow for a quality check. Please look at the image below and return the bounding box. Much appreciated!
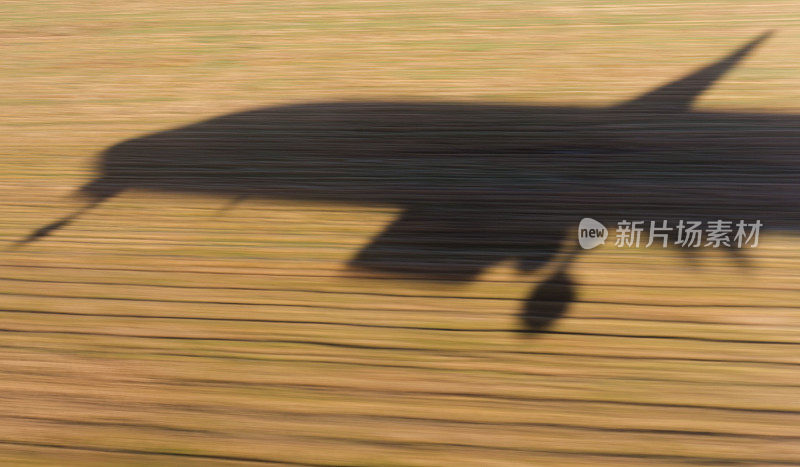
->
[17,31,799,332]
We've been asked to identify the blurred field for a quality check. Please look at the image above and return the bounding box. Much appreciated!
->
[2,1,800,465]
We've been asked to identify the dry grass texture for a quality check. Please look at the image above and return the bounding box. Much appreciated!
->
[2,1,800,465]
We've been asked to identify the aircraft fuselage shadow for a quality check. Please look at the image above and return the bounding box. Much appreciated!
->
[19,31,800,331]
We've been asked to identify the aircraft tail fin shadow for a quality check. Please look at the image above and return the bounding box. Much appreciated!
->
[617,30,773,113]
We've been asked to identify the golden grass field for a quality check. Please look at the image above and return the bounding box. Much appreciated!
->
[2,1,800,465]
